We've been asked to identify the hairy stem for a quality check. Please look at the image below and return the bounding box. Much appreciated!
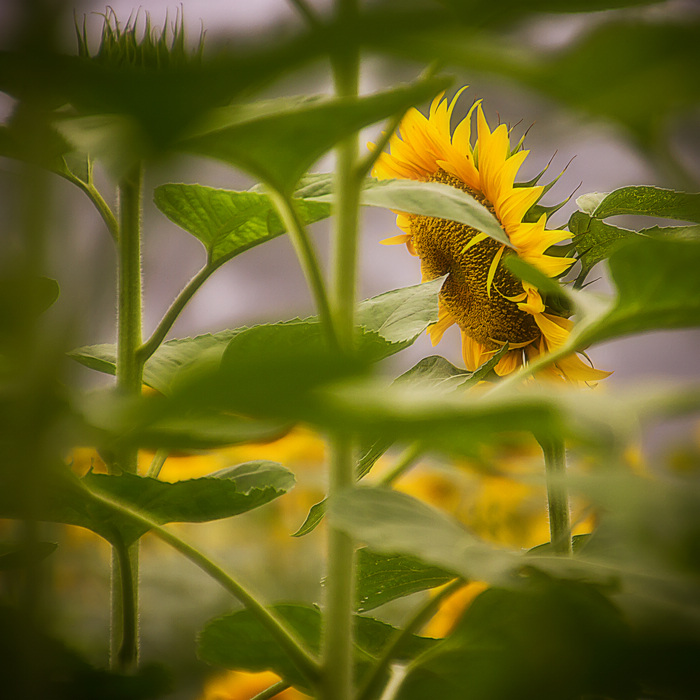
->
[321,1,361,697]
[267,189,338,349]
[541,437,572,555]
[138,260,224,363]
[112,164,144,669]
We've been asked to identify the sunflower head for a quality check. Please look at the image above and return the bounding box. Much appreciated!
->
[372,89,610,383]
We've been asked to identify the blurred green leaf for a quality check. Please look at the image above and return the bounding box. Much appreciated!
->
[356,548,456,613]
[0,461,294,546]
[329,487,521,586]
[197,603,435,691]
[396,575,636,700]
[0,541,57,570]
[181,78,450,193]
[298,174,510,247]
[375,19,699,145]
[0,606,171,699]
[153,183,331,265]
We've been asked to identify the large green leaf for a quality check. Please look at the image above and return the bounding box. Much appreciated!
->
[0,461,294,546]
[197,603,436,691]
[181,78,450,193]
[329,488,522,586]
[297,174,510,247]
[396,576,636,700]
[71,277,443,393]
[70,329,244,394]
[153,184,331,265]
[356,548,455,613]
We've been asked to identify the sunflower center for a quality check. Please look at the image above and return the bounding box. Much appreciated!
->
[410,170,538,349]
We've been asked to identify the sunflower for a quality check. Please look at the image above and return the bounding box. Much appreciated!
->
[372,89,610,382]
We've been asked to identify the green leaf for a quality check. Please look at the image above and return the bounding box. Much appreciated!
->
[329,488,522,586]
[0,462,294,546]
[70,329,244,394]
[0,541,58,570]
[356,276,444,359]
[71,276,442,390]
[197,603,436,691]
[356,548,456,613]
[297,174,510,247]
[153,183,331,264]
[396,576,636,700]
[291,350,502,539]
[181,78,450,193]
[375,19,699,145]
[589,186,700,223]
[572,237,700,349]
[570,211,635,286]
[0,605,171,700]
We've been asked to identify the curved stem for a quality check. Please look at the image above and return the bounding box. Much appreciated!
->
[357,578,465,700]
[61,170,119,242]
[138,260,224,363]
[84,483,321,684]
[378,444,423,486]
[540,437,572,555]
[267,188,338,350]
[251,681,292,700]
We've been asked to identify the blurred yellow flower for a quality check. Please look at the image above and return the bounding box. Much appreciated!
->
[199,670,310,700]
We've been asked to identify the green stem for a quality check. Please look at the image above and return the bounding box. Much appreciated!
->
[112,164,144,669]
[323,435,357,700]
[250,681,292,700]
[138,260,224,363]
[267,189,338,349]
[321,1,361,697]
[378,444,423,486]
[146,449,169,479]
[75,178,119,242]
[540,437,572,555]
[112,534,137,671]
[83,483,320,684]
[357,577,465,700]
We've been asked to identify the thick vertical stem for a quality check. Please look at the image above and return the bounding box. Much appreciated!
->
[542,438,572,555]
[111,164,144,670]
[321,2,361,698]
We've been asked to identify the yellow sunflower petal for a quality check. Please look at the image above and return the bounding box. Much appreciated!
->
[380,233,412,245]
[428,302,457,345]
[554,353,613,382]
[494,350,522,376]
[462,333,493,371]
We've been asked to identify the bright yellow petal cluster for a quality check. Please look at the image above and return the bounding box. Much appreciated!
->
[372,90,610,383]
